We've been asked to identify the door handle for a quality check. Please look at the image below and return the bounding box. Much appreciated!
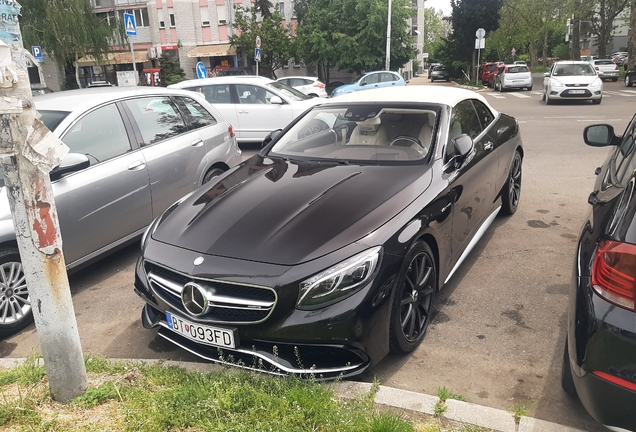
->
[588,191,599,205]
[238,110,249,114]
[191,138,203,147]
[484,142,494,151]
[127,160,146,171]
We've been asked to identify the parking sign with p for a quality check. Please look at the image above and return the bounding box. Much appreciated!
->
[31,46,43,63]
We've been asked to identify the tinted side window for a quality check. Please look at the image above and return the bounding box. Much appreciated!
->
[446,101,483,161]
[381,73,396,82]
[614,121,636,184]
[62,103,131,164]
[188,84,232,104]
[472,100,495,130]
[124,97,187,145]
[363,73,379,85]
[236,84,277,104]
[176,97,217,129]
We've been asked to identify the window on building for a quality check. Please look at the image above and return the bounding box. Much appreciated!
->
[116,8,149,27]
[201,7,210,26]
[277,2,285,17]
[291,0,296,17]
[169,13,176,27]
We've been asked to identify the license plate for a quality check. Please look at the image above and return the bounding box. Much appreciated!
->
[166,312,238,348]
[569,90,585,94]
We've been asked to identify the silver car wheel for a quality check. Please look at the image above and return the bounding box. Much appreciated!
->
[0,261,29,325]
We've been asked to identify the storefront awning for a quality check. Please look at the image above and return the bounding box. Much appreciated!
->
[187,44,236,58]
[75,51,149,66]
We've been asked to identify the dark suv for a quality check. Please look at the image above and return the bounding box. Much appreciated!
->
[562,119,636,430]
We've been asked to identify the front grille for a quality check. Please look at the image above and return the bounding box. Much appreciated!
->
[144,261,277,324]
[565,84,588,87]
[559,89,592,98]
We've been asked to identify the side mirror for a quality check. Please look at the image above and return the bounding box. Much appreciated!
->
[269,96,283,104]
[452,134,474,157]
[584,124,617,147]
[262,129,283,148]
[543,72,550,77]
[50,153,90,181]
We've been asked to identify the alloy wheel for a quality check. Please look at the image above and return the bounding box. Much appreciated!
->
[399,251,435,343]
[0,261,29,325]
[508,153,522,209]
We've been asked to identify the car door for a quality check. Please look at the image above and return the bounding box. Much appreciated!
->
[379,72,401,88]
[445,100,498,260]
[360,72,381,90]
[122,95,208,218]
[52,102,152,265]
[234,83,294,140]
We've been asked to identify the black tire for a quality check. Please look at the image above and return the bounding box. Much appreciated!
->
[592,97,602,105]
[562,338,577,397]
[0,249,33,338]
[612,78,618,82]
[527,85,533,91]
[501,150,522,216]
[626,75,633,87]
[545,91,553,105]
[389,242,437,354]
[202,167,225,185]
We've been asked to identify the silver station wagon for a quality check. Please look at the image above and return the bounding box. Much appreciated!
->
[0,87,242,337]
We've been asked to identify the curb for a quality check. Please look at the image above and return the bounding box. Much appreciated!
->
[0,357,585,432]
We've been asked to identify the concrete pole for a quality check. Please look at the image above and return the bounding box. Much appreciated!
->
[0,1,87,402]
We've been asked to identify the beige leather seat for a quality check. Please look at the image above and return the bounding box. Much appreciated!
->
[418,114,435,149]
[349,116,386,145]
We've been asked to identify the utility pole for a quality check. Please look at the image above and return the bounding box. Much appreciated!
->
[0,1,87,402]
[385,0,392,71]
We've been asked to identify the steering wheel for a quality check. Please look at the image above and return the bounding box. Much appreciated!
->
[298,119,330,138]
[388,136,424,149]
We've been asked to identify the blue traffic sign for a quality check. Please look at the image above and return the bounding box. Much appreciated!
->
[124,13,137,36]
[196,61,207,79]
[31,46,43,62]
[254,48,262,62]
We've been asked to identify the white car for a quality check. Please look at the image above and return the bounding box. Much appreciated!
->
[493,64,533,91]
[169,76,323,143]
[543,61,603,105]
[276,76,328,98]
[590,59,620,82]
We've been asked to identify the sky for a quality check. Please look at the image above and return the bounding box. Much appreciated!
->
[425,0,452,16]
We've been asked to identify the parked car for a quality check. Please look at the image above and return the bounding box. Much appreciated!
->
[480,62,500,86]
[562,120,636,430]
[590,59,620,82]
[331,71,406,97]
[276,76,328,98]
[429,65,450,82]
[427,63,441,79]
[134,86,523,378]
[169,77,323,143]
[543,61,603,105]
[0,87,242,337]
[492,64,533,92]
[625,68,636,87]
[513,60,527,66]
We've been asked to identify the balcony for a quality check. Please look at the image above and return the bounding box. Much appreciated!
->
[92,0,147,7]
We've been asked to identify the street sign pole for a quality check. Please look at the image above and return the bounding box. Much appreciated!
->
[255,36,261,76]
[475,28,486,86]
[124,13,138,84]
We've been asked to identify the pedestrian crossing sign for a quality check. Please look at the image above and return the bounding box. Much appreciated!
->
[124,13,137,36]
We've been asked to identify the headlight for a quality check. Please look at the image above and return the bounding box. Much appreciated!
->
[550,79,564,88]
[297,246,382,310]
[591,78,603,87]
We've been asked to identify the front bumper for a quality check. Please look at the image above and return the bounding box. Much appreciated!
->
[568,275,636,430]
[548,87,602,100]
[134,240,400,379]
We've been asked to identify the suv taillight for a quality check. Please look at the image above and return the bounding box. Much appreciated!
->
[228,125,235,138]
[592,240,636,311]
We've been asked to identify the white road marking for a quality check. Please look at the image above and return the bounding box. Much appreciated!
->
[621,89,636,94]
[509,93,531,98]
[531,92,543,96]
[576,119,623,122]
[544,116,594,119]
[605,91,633,97]
[484,93,505,99]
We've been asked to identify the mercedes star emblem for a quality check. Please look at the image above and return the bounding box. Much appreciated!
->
[181,282,208,316]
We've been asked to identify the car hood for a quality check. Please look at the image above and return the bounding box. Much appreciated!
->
[551,75,600,85]
[152,155,432,265]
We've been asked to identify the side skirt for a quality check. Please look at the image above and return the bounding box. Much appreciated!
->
[444,206,501,284]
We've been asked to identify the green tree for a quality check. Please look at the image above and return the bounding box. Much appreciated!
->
[230,6,292,78]
[294,0,415,83]
[159,54,185,86]
[20,0,120,87]
[588,0,630,58]
[448,0,503,77]
[424,7,451,56]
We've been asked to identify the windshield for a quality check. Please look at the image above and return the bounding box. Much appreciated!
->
[352,74,365,84]
[506,66,529,73]
[553,64,597,76]
[265,82,310,101]
[269,104,438,163]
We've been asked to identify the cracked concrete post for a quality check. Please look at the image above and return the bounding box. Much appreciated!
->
[0,1,87,401]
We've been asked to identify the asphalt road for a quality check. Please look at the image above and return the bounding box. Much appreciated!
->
[3,78,632,431]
